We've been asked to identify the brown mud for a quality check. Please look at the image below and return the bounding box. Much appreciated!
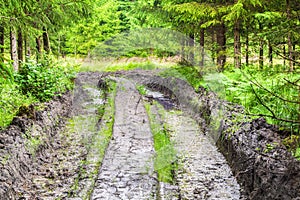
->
[0,70,299,199]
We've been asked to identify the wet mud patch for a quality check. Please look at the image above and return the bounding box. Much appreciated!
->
[144,88,178,110]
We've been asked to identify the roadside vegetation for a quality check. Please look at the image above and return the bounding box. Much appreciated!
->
[159,63,300,158]
[0,58,76,128]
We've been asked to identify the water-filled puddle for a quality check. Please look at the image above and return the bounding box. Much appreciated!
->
[144,89,178,110]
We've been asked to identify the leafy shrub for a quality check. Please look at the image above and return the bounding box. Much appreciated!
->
[15,60,76,101]
[0,62,14,84]
[0,83,35,127]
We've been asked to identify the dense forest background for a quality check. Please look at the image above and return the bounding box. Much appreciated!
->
[1,0,299,69]
[0,0,300,153]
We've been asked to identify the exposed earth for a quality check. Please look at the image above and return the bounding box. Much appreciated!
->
[0,70,300,200]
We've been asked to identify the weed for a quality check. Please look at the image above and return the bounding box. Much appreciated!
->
[264,143,278,153]
[136,84,147,95]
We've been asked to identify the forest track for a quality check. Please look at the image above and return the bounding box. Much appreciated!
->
[158,106,240,199]
[90,76,242,199]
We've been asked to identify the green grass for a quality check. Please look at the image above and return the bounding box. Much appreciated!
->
[144,102,177,183]
[79,57,178,72]
[136,84,147,95]
[104,61,158,72]
[159,65,203,90]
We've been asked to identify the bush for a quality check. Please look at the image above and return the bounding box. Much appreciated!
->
[0,83,35,127]
[15,60,76,102]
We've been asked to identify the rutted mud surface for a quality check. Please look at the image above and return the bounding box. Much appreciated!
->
[125,70,300,199]
[1,70,300,199]
[164,110,240,199]
[91,78,157,200]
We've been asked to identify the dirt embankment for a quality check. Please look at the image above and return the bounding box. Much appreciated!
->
[126,71,300,200]
[0,92,72,199]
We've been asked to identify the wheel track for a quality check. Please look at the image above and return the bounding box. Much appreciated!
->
[91,78,157,200]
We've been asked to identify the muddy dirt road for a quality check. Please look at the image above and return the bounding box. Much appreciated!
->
[90,76,242,199]
[2,71,300,199]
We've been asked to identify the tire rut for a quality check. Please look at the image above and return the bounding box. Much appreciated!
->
[91,78,157,200]
[163,110,241,199]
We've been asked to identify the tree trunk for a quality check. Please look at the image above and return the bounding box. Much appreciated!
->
[234,20,241,68]
[245,29,249,66]
[259,40,264,69]
[199,29,205,67]
[211,28,216,64]
[10,28,18,71]
[188,33,195,65]
[216,23,226,71]
[258,23,263,69]
[287,32,293,71]
[0,26,4,61]
[36,36,42,61]
[287,0,293,71]
[24,34,31,60]
[283,45,286,66]
[43,28,50,53]
[293,43,296,67]
[268,40,273,66]
[17,29,23,63]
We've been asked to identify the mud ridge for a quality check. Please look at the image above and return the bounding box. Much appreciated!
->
[0,92,72,199]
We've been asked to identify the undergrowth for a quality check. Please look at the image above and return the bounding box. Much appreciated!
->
[219,65,300,157]
[221,66,299,134]
[0,58,77,128]
[103,61,160,72]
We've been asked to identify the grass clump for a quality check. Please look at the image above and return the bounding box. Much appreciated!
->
[159,65,203,89]
[145,102,177,183]
[104,61,158,72]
